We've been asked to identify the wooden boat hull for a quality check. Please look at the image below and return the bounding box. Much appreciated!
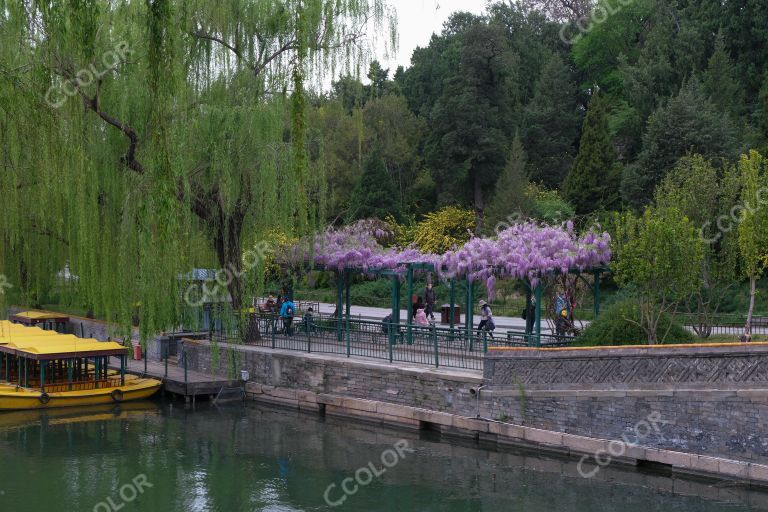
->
[0,378,161,410]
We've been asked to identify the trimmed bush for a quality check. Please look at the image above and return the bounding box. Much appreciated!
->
[575,298,695,346]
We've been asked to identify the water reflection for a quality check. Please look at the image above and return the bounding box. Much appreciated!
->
[0,400,765,512]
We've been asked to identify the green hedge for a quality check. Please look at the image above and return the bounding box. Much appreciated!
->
[574,298,695,346]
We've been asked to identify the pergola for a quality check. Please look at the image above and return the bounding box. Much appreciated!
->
[324,261,609,347]
[285,220,612,347]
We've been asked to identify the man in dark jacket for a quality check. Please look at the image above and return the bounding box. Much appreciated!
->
[424,283,436,321]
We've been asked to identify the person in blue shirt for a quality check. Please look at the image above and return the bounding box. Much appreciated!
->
[279,298,296,336]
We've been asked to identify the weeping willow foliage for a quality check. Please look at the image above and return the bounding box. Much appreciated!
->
[0,0,395,340]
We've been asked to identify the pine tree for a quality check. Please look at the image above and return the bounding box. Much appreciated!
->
[703,30,743,118]
[523,53,580,189]
[484,133,533,232]
[562,92,622,215]
[621,80,738,209]
[348,146,402,221]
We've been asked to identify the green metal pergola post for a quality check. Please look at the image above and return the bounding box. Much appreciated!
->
[120,354,126,386]
[449,278,456,330]
[389,274,400,352]
[525,284,533,341]
[336,271,344,342]
[534,280,543,347]
[344,269,351,330]
[466,277,474,350]
[593,269,601,318]
[406,264,414,345]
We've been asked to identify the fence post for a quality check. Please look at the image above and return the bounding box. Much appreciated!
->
[432,325,439,368]
[534,280,543,348]
[271,317,276,349]
[483,330,488,353]
[346,321,351,358]
[307,321,312,353]
[183,349,188,384]
[407,265,414,345]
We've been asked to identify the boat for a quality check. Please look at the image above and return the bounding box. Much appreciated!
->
[0,321,161,410]
[9,310,70,332]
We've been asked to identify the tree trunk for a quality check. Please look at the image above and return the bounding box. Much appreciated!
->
[212,212,245,311]
[473,172,484,233]
[743,274,757,342]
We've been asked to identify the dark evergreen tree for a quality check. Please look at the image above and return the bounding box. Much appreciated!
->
[703,31,743,118]
[348,146,402,222]
[562,92,622,215]
[484,133,533,232]
[621,80,739,209]
[423,18,519,230]
[523,52,580,188]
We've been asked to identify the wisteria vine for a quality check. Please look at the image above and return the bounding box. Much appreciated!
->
[278,220,611,295]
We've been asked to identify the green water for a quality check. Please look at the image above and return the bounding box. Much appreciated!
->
[0,401,765,512]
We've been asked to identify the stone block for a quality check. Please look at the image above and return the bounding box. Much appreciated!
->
[268,387,298,400]
[561,434,607,456]
[644,449,692,468]
[244,382,263,394]
[718,459,749,479]
[341,397,378,413]
[452,416,489,433]
[316,394,344,407]
[748,463,768,483]
[489,422,526,440]
[296,390,317,403]
[524,428,564,447]
[376,402,415,420]
[413,409,453,427]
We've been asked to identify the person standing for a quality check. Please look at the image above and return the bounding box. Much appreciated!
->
[424,282,436,321]
[280,298,296,336]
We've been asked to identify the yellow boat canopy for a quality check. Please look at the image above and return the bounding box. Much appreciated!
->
[11,311,68,320]
[0,321,127,360]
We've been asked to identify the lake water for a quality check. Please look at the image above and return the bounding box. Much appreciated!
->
[0,400,766,511]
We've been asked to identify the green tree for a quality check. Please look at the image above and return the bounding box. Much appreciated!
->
[424,18,519,230]
[737,151,768,341]
[522,52,580,188]
[562,92,622,215]
[621,80,738,209]
[348,147,402,222]
[703,31,744,119]
[0,0,394,334]
[612,207,704,344]
[363,95,426,214]
[654,155,741,338]
[484,133,533,233]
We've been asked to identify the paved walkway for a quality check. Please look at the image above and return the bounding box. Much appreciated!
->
[309,302,567,333]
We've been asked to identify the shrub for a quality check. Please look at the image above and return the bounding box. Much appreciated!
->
[412,206,475,254]
[575,298,695,346]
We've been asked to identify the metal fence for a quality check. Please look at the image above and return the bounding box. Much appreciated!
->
[212,313,574,371]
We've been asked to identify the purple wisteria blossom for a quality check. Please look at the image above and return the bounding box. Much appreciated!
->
[279,220,611,294]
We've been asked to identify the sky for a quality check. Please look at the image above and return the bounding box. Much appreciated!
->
[376,0,488,72]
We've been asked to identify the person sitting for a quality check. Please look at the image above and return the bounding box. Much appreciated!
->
[302,307,315,333]
[382,313,392,334]
[264,294,276,313]
[279,298,296,336]
[415,307,430,327]
[413,296,425,321]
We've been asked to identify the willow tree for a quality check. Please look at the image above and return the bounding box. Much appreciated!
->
[0,0,395,338]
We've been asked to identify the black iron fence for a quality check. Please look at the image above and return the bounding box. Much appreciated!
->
[210,312,573,371]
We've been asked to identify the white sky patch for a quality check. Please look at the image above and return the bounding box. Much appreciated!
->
[378,0,488,71]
